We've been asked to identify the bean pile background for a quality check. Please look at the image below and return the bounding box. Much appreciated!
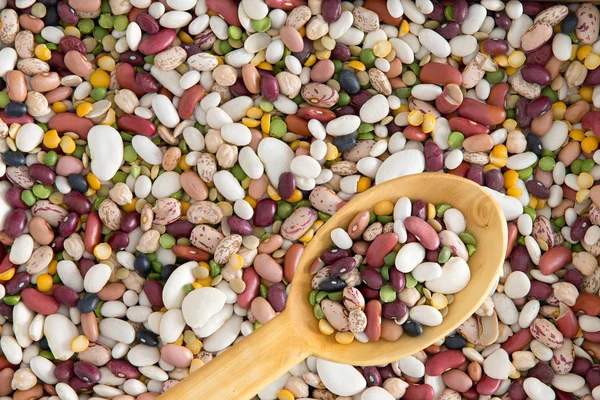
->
[0,0,600,399]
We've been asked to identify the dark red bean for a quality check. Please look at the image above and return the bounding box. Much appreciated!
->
[136,12,160,34]
[555,389,577,400]
[21,288,60,315]
[572,357,592,376]
[516,97,533,129]
[358,285,380,301]
[79,258,95,278]
[321,0,341,22]
[54,360,75,382]
[466,164,484,186]
[379,365,395,381]
[360,267,385,289]
[389,268,405,292]
[436,22,460,40]
[135,72,160,93]
[521,64,552,85]
[106,360,141,379]
[563,269,584,289]
[587,365,600,389]
[121,211,140,233]
[363,366,382,387]
[494,11,511,29]
[58,212,79,237]
[69,376,94,391]
[73,361,101,384]
[412,200,426,220]
[426,248,440,262]
[253,198,277,227]
[292,36,313,64]
[525,44,553,66]
[525,96,551,118]
[4,272,30,295]
[484,168,504,191]
[570,217,591,242]
[350,90,373,110]
[6,186,28,209]
[526,180,550,199]
[451,0,468,23]
[29,163,56,185]
[508,379,527,400]
[278,172,296,200]
[231,78,252,97]
[331,44,351,61]
[382,299,408,320]
[528,363,554,385]
[120,51,145,67]
[482,39,509,55]
[260,75,279,102]
[522,1,543,16]
[321,248,351,264]
[424,142,443,172]
[63,191,92,215]
[59,36,86,54]
[427,0,444,21]
[528,280,552,300]
[330,257,357,278]
[57,2,78,25]
[54,285,80,308]
[143,279,164,309]
[227,216,253,236]
[4,209,27,238]
[107,231,129,250]
[267,283,287,312]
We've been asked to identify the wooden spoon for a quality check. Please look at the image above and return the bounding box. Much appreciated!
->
[160,173,507,400]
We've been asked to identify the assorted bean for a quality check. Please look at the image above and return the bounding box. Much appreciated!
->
[0,0,599,399]
[309,199,475,343]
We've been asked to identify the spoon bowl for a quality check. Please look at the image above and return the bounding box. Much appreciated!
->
[160,173,507,400]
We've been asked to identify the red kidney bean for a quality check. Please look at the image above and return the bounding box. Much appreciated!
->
[107,231,129,250]
[21,288,60,315]
[365,233,398,267]
[404,384,434,400]
[442,369,472,392]
[178,85,205,120]
[4,209,27,238]
[574,292,600,315]
[448,117,489,136]
[54,285,80,308]
[458,99,506,126]
[143,279,164,309]
[136,13,159,34]
[501,327,533,354]
[404,217,440,250]
[5,272,30,295]
[365,299,382,341]
[6,186,28,209]
[330,257,357,278]
[63,191,91,215]
[476,375,501,395]
[117,115,157,137]
[266,283,287,312]
[136,71,160,93]
[539,246,572,275]
[107,360,141,379]
[29,164,56,185]
[528,363,554,384]
[425,350,465,376]
[138,29,176,55]
[58,212,79,237]
[283,243,303,282]
[237,267,260,308]
[115,63,145,97]
[73,361,101,384]
[297,106,337,122]
[54,360,75,382]
[84,211,102,254]
[525,96,552,118]
[360,267,385,289]
[436,22,460,40]
[171,245,210,261]
[253,198,277,227]
[226,216,253,236]
[260,75,279,102]
[381,299,407,320]
[487,82,509,108]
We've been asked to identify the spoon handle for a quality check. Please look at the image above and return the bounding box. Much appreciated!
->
[159,309,311,400]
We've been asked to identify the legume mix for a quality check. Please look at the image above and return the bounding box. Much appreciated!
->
[0,0,598,399]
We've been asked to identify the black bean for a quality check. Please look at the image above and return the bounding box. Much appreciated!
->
[561,14,578,34]
[526,133,543,157]
[161,264,177,281]
[339,70,360,94]
[134,254,152,278]
[2,151,25,166]
[39,336,50,351]
[77,293,99,314]
[444,335,467,350]
[333,134,356,153]
[136,329,159,346]
[402,320,423,337]
[42,5,60,26]
[67,174,89,193]
[319,279,347,292]
[5,102,26,117]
